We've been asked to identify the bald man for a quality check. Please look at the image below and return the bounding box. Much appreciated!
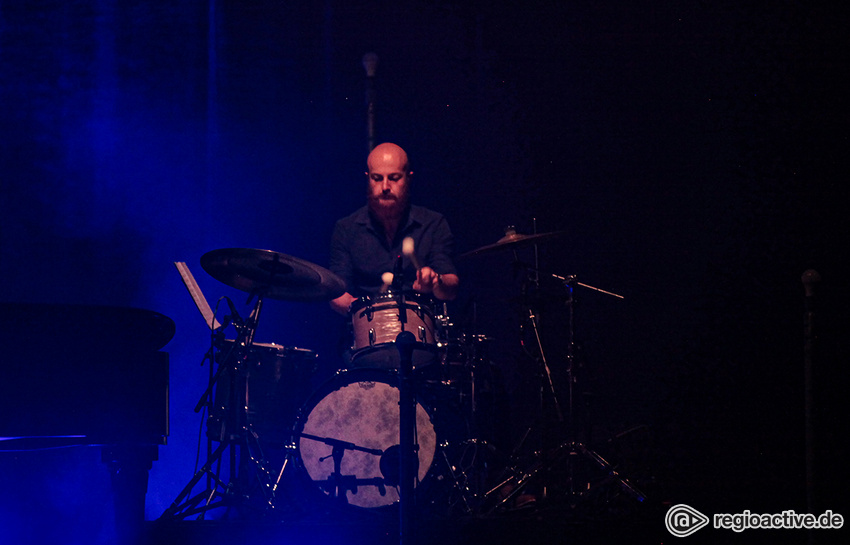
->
[329,142,459,315]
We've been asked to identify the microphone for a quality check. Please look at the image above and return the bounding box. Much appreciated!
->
[801,269,820,298]
[224,296,243,327]
[402,237,422,270]
[802,269,820,314]
[362,52,379,78]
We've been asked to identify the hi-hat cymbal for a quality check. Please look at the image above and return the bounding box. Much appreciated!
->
[201,248,345,302]
[460,228,565,258]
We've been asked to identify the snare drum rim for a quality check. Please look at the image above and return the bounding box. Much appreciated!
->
[218,338,317,359]
[348,290,436,316]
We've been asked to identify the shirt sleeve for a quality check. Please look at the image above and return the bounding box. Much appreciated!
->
[328,219,353,293]
[427,215,457,276]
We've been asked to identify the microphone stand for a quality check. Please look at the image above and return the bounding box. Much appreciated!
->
[390,255,416,545]
[363,52,378,152]
[397,330,416,545]
[801,269,819,520]
[297,432,386,504]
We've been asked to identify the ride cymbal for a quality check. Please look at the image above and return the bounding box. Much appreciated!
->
[201,248,345,302]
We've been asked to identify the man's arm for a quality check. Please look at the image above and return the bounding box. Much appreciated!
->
[419,214,459,300]
[328,220,354,315]
[434,272,459,300]
[413,267,459,300]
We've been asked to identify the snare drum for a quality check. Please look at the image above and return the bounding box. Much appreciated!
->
[293,369,437,508]
[349,291,437,369]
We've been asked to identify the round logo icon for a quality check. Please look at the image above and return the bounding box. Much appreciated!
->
[665,504,710,537]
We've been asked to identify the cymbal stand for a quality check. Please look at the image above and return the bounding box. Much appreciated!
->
[482,274,646,513]
[160,294,284,520]
[501,257,563,458]
[554,276,644,503]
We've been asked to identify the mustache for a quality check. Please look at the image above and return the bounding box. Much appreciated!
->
[372,192,397,200]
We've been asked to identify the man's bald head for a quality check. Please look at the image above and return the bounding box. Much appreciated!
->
[367,142,410,173]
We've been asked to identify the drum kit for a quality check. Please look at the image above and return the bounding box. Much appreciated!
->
[161,229,647,522]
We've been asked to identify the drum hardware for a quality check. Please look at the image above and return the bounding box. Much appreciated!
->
[161,249,344,520]
[552,275,645,504]
[429,298,505,459]
[161,295,286,519]
[424,437,507,517]
[479,264,646,514]
[296,431,389,501]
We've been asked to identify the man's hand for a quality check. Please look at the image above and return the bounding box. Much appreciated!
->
[330,292,357,315]
[414,267,459,300]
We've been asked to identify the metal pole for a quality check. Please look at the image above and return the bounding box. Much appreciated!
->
[396,330,416,545]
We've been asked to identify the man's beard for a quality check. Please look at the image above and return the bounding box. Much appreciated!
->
[369,191,408,221]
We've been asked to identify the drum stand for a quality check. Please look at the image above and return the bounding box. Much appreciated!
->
[160,295,289,520]
[482,274,646,514]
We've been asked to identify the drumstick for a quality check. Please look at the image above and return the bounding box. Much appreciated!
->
[380,271,393,292]
[402,237,422,270]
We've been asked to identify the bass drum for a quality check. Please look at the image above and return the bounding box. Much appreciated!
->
[293,369,437,509]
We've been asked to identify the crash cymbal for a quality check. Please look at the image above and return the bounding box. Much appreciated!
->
[460,228,565,258]
[201,248,345,302]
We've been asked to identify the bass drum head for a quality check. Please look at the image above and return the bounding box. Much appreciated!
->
[294,369,436,509]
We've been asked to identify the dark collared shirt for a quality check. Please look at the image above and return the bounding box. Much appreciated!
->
[329,205,457,299]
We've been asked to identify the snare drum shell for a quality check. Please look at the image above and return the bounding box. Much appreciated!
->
[349,293,437,369]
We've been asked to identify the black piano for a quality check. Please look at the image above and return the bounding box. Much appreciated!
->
[0,302,173,543]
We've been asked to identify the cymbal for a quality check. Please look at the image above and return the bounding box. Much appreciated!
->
[201,248,345,302]
[460,229,565,258]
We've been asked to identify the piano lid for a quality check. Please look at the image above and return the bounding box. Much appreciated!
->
[0,303,173,442]
[0,302,175,351]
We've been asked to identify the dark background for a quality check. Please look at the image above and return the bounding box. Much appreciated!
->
[1,0,847,535]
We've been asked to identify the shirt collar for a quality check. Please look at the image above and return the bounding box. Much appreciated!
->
[356,205,423,233]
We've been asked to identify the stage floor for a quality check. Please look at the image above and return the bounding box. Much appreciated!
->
[145,509,667,545]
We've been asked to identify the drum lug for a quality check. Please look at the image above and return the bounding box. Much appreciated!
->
[369,328,376,346]
[418,325,427,343]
